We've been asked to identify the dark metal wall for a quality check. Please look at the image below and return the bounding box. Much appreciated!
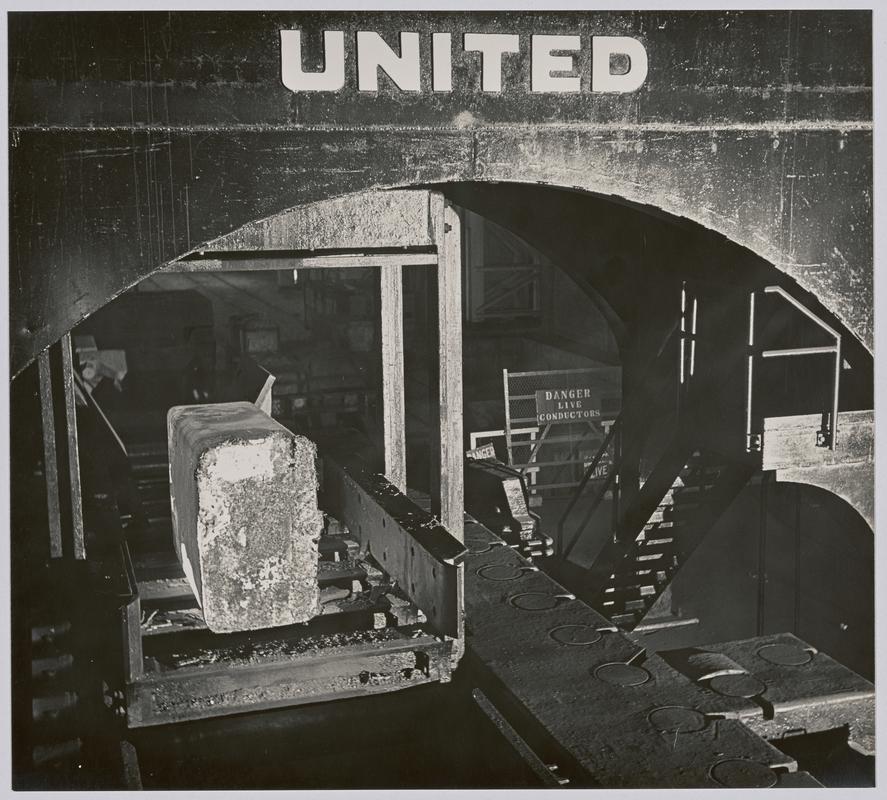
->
[8,10,873,376]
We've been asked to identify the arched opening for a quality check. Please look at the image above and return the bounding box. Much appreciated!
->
[11,180,874,785]
[14,177,873,636]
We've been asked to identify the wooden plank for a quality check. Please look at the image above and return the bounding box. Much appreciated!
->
[37,349,63,559]
[60,333,85,559]
[431,194,464,540]
[379,262,406,492]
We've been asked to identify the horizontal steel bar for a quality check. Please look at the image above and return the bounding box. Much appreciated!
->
[509,415,619,425]
[168,252,438,272]
[293,253,438,269]
[761,345,839,358]
[532,481,598,490]
[322,454,465,639]
[507,367,620,378]
[513,460,608,469]
[475,265,540,272]
[511,434,611,446]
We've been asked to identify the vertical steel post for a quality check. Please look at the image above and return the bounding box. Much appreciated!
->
[503,369,513,466]
[37,349,63,559]
[431,194,464,541]
[61,333,86,559]
[831,335,841,450]
[745,291,756,451]
[757,474,769,636]
[380,263,407,492]
[794,483,802,635]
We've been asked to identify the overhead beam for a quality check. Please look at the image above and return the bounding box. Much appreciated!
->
[164,251,437,273]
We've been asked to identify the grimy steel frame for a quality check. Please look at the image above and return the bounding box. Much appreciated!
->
[35,190,470,707]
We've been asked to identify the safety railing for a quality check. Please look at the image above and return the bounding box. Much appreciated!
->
[745,285,841,452]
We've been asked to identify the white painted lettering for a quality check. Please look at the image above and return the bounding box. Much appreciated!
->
[280,30,346,92]
[463,32,520,92]
[531,34,580,92]
[280,29,650,95]
[591,35,648,93]
[357,31,421,92]
[432,32,452,91]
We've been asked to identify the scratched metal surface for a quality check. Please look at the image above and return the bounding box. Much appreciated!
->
[462,517,797,787]
[660,633,876,756]
[8,11,873,375]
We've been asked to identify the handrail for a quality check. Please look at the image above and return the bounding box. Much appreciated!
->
[73,371,129,460]
[747,286,841,451]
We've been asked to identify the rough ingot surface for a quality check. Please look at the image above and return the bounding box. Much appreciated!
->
[168,402,322,633]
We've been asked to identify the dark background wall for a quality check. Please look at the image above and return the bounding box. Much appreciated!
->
[8,10,872,376]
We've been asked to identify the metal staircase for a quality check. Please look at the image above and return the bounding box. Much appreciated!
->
[594,450,753,628]
[549,279,871,632]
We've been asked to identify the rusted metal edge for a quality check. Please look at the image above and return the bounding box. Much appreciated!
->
[132,633,446,685]
[322,454,466,639]
[125,637,452,728]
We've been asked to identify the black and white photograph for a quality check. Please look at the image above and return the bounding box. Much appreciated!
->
[3,2,881,792]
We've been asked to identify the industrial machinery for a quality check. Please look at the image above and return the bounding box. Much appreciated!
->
[464,454,553,560]
[9,156,875,787]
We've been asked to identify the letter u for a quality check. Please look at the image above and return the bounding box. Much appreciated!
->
[281,30,346,92]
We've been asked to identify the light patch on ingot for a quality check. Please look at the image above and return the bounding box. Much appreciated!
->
[204,436,278,483]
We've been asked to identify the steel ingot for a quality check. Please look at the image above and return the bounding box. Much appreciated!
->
[756,643,814,667]
[549,624,603,646]
[710,759,778,788]
[648,706,707,734]
[508,592,574,611]
[708,673,766,699]
[593,662,651,687]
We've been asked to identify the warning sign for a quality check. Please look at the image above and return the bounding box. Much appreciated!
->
[535,388,601,424]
